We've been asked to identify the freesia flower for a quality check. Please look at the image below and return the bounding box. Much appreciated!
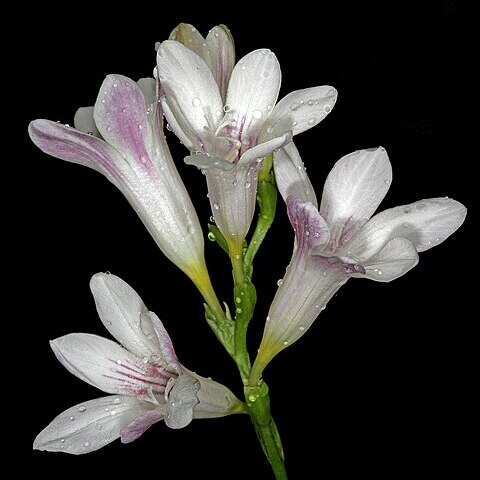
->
[34,273,245,454]
[157,37,337,252]
[250,144,467,384]
[28,74,208,286]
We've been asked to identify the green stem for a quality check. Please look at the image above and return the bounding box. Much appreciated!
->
[245,383,288,479]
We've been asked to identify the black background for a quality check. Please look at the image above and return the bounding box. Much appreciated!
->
[24,1,474,478]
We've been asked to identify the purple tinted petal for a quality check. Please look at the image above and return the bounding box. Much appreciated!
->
[120,409,164,443]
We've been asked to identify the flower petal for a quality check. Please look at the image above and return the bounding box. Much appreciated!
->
[169,23,212,68]
[348,197,467,259]
[137,77,156,105]
[361,238,419,282]
[286,196,330,252]
[50,334,172,399]
[225,49,281,139]
[94,74,154,162]
[264,86,337,139]
[28,119,125,183]
[274,142,318,207]
[33,396,153,454]
[320,147,392,253]
[120,409,164,443]
[206,25,235,101]
[165,373,200,429]
[89,273,179,370]
[188,370,246,418]
[185,153,258,244]
[73,106,101,138]
[238,131,292,166]
[157,41,223,150]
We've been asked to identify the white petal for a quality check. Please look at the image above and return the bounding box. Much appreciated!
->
[320,147,392,252]
[206,25,235,101]
[169,23,213,69]
[362,238,419,282]
[185,153,259,244]
[50,334,171,399]
[33,396,153,454]
[120,409,164,443]
[165,373,200,429]
[274,142,318,207]
[348,197,467,259]
[73,106,101,138]
[160,95,196,151]
[226,49,281,138]
[89,273,179,369]
[157,41,222,148]
[238,131,292,166]
[137,77,156,105]
[264,86,337,139]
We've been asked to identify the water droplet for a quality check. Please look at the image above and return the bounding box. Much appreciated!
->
[110,410,117,416]
[69,416,75,421]
[166,123,173,131]
[143,356,149,363]
[232,180,237,186]
[277,279,283,286]
[192,97,201,107]
[241,65,246,70]
[377,269,383,276]
[266,126,273,134]
[385,179,391,185]
[235,254,240,260]
[282,340,289,346]
[299,325,305,331]
[116,360,122,365]
[248,394,257,403]
[235,297,242,304]
[138,124,143,130]
[292,121,298,127]
[307,100,314,106]
[297,165,303,171]
[324,105,332,114]
[214,31,219,38]
[83,441,90,448]
[314,231,321,238]
[305,230,310,236]
[290,103,299,111]
[213,203,220,210]
[223,104,231,112]
[267,105,273,111]
[78,405,86,412]
[252,109,262,119]
[308,117,316,126]
[207,232,216,241]
[60,438,66,443]
[113,397,121,404]
[104,407,110,412]
[266,316,270,322]
[236,308,242,314]
[101,99,106,104]
[244,181,251,189]
[435,237,442,242]
[106,126,112,131]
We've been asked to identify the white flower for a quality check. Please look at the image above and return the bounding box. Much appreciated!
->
[29,75,207,284]
[157,37,337,250]
[33,273,245,454]
[250,144,467,383]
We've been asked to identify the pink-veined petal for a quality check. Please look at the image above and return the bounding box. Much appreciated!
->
[286,196,330,252]
[164,373,200,429]
[264,86,337,139]
[361,237,419,282]
[120,409,164,443]
[225,49,281,140]
[348,197,467,259]
[89,273,179,370]
[320,147,392,253]
[50,334,173,400]
[33,396,153,454]
[94,74,154,164]
[274,142,318,207]
[206,25,235,101]
[157,41,222,149]
[73,106,101,138]
[28,119,125,183]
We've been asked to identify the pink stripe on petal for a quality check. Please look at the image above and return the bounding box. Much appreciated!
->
[121,409,164,443]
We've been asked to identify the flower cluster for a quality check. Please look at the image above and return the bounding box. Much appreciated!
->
[30,22,466,477]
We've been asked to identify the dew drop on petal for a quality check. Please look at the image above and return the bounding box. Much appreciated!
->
[223,104,231,112]
[166,123,173,131]
[83,441,90,448]
[138,124,143,130]
[324,105,332,114]
[116,360,122,365]
[192,97,201,107]
[266,316,270,322]
[385,179,391,185]
[236,308,242,314]
[292,121,298,127]
[283,340,289,346]
[290,103,299,111]
[60,438,65,443]
[207,232,216,241]
[69,416,75,421]
[213,203,220,210]
[110,411,117,416]
[78,405,86,412]
[113,398,121,404]
[252,109,262,119]
[308,118,317,126]
[106,126,112,131]
[244,181,251,189]
[277,279,283,286]
[299,325,305,331]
